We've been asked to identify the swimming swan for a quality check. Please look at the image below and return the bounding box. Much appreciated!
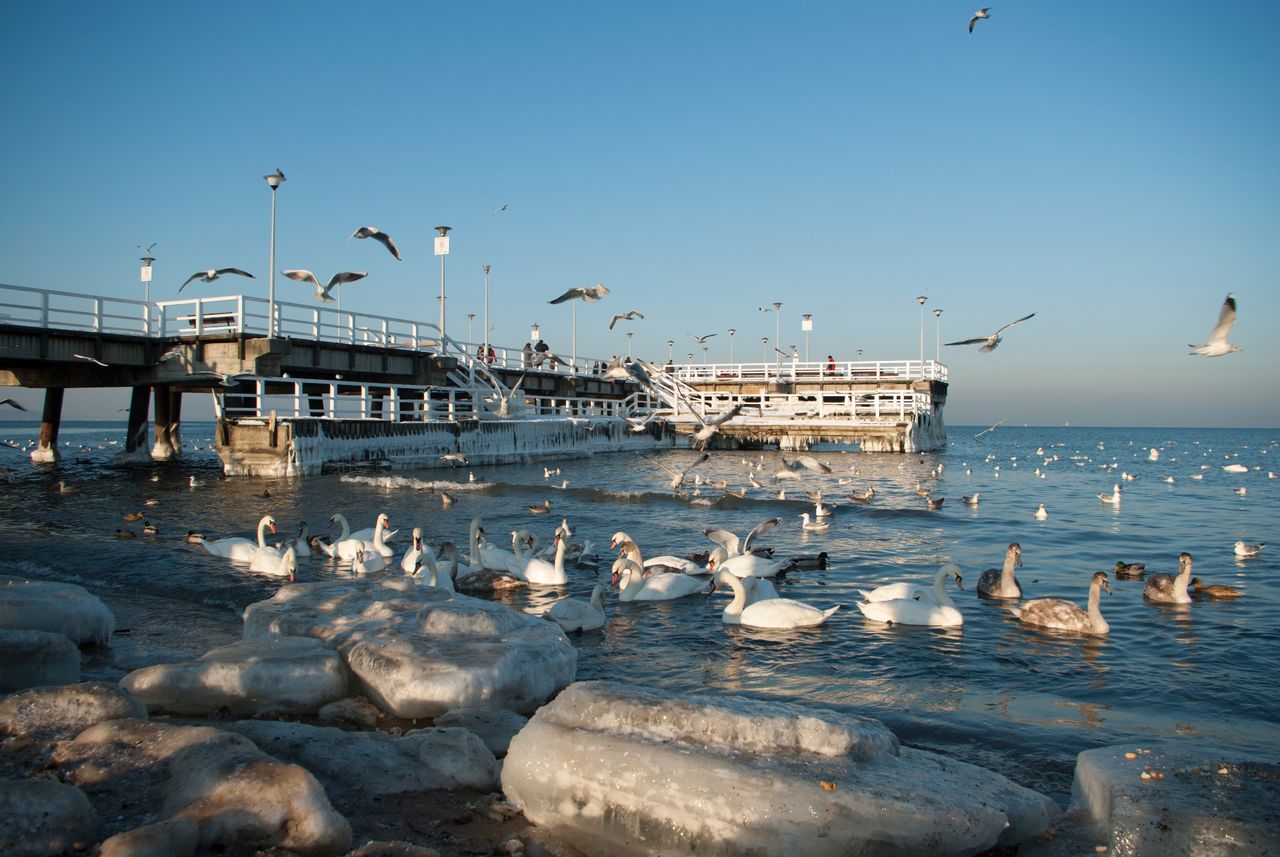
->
[713,570,838,629]
[856,564,965,627]
[859,565,961,604]
[708,551,789,579]
[1013,570,1110,635]
[1143,552,1193,604]
[610,531,702,576]
[323,513,392,561]
[469,517,520,573]
[519,526,569,586]
[613,558,706,602]
[976,542,1023,599]
[546,584,606,632]
[200,515,277,563]
[253,545,297,581]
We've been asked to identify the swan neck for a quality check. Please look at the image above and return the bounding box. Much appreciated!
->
[257,517,270,548]
[719,572,746,616]
[1002,554,1017,584]
[933,571,955,607]
[1087,581,1108,631]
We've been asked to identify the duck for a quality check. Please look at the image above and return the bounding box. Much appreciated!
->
[528,500,552,515]
[546,584,607,633]
[142,522,159,536]
[962,494,980,506]
[517,526,569,586]
[1234,541,1265,558]
[855,564,964,627]
[185,531,205,544]
[613,558,706,602]
[122,511,145,522]
[1034,504,1048,520]
[1143,552,1193,604]
[401,527,426,574]
[859,565,962,604]
[713,570,839,629]
[115,528,136,540]
[799,513,829,532]
[255,546,298,581]
[1190,577,1241,599]
[322,513,393,561]
[1113,561,1145,579]
[784,552,829,571]
[976,543,1023,599]
[1013,571,1111,635]
[1098,484,1122,504]
[198,515,278,562]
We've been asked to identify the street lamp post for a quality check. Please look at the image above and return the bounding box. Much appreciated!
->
[435,226,452,345]
[933,308,942,366]
[801,314,812,362]
[728,328,736,363]
[916,295,927,374]
[482,265,491,358]
[773,302,782,366]
[761,336,769,364]
[467,313,475,344]
[263,169,285,337]
[139,255,155,334]
[666,340,674,362]
[626,331,634,359]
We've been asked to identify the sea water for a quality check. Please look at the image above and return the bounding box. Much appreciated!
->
[1,420,1275,802]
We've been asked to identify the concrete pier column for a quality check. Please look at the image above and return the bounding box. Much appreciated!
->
[124,386,151,457]
[30,388,64,464]
[151,385,176,461]
[167,389,183,457]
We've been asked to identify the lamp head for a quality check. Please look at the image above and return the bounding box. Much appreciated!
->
[435,225,452,237]
[140,256,155,266]
[916,295,927,306]
[263,168,285,189]
[483,264,490,274]
[934,308,942,318]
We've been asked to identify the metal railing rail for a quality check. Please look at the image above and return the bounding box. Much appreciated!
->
[669,359,948,384]
[659,388,933,425]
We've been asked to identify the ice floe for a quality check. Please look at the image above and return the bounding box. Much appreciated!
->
[0,628,80,691]
[0,575,115,646]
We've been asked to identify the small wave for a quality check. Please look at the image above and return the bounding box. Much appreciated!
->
[340,474,493,491]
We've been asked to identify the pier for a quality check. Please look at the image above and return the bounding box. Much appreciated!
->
[0,282,948,474]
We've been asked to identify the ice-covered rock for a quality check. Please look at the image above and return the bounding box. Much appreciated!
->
[1072,743,1280,856]
[318,696,382,728]
[503,681,1058,857]
[0,779,99,857]
[119,636,348,715]
[434,707,528,756]
[226,720,500,800]
[0,575,115,645]
[99,817,199,857]
[0,628,79,691]
[0,682,146,740]
[243,578,575,717]
[344,842,442,857]
[53,719,351,856]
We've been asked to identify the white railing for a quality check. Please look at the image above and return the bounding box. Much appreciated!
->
[661,388,934,425]
[0,282,153,335]
[668,359,947,384]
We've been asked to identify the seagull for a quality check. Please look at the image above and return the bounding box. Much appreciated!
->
[350,226,402,261]
[440,453,469,466]
[178,268,254,293]
[788,454,832,474]
[1189,293,1241,357]
[1,398,28,411]
[689,333,717,344]
[945,313,1035,352]
[691,403,744,448]
[549,284,610,304]
[282,269,368,303]
[969,7,991,32]
[192,371,239,388]
[974,419,1006,438]
[646,451,710,491]
[137,243,158,254]
[1234,541,1265,558]
[608,310,645,330]
[962,493,980,506]
[73,354,108,367]
[493,203,510,215]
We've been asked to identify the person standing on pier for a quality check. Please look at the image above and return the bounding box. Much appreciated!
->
[826,355,836,375]
[523,342,533,368]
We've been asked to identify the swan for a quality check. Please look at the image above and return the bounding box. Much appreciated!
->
[329,512,398,544]
[1143,552,1193,604]
[712,570,836,628]
[1013,571,1110,635]
[200,515,277,562]
[859,565,961,604]
[293,522,313,556]
[856,565,965,627]
[546,584,606,632]
[743,576,780,602]
[352,548,372,576]
[609,531,703,576]
[413,543,457,592]
[709,551,789,579]
[519,527,568,586]
[323,513,392,561]
[613,558,706,602]
[976,543,1023,599]
[253,546,297,581]
[452,540,523,591]
[469,518,520,573]
[401,528,426,574]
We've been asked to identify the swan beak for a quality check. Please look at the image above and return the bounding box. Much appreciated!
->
[269,523,277,534]
[1102,579,1112,596]
[610,571,619,587]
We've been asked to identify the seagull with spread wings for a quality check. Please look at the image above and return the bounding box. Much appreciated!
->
[609,310,645,330]
[549,284,610,304]
[350,226,402,261]
[0,398,27,411]
[944,313,1035,352]
[282,270,368,303]
[647,452,710,491]
[689,332,717,344]
[691,403,744,448]
[1189,293,1241,357]
[178,268,255,293]
[969,7,991,32]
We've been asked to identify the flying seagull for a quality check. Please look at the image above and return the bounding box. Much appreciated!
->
[549,284,609,304]
[691,403,744,448]
[974,418,1006,438]
[137,242,157,254]
[1189,293,1241,357]
[350,226,402,261]
[282,269,368,303]
[192,371,240,388]
[945,313,1035,352]
[493,203,510,215]
[178,268,255,293]
[0,398,27,411]
[689,332,718,344]
[969,7,990,32]
[609,310,645,330]
[73,354,108,367]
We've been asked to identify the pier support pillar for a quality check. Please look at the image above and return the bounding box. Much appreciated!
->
[151,385,177,461]
[123,385,151,460]
[31,387,64,464]
[168,389,183,456]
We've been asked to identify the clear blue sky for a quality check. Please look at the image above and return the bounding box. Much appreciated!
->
[2,1,1277,426]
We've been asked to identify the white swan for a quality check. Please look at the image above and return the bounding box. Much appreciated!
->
[519,527,568,586]
[708,551,789,579]
[323,513,392,561]
[1013,571,1110,635]
[1143,552,1193,604]
[469,517,520,573]
[414,543,456,592]
[610,531,703,576]
[613,558,707,602]
[253,546,297,581]
[330,512,398,544]
[713,570,839,629]
[976,543,1023,599]
[859,565,961,603]
[546,584,606,632]
[743,576,780,603]
[856,564,965,627]
[200,515,277,563]
[401,527,425,574]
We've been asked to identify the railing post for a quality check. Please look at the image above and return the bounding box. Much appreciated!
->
[40,291,49,327]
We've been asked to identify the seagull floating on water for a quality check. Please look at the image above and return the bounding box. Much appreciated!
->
[178,268,254,293]
[283,269,368,303]
[350,226,402,261]
[1189,293,1241,357]
[945,313,1035,352]
[1234,540,1265,558]
[969,7,991,33]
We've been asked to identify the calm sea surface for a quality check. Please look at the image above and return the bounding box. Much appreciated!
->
[1,421,1276,802]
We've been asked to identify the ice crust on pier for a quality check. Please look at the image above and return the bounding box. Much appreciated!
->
[0,575,115,645]
[242,577,576,717]
[1071,743,1280,856]
[502,680,1058,857]
[120,636,348,715]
